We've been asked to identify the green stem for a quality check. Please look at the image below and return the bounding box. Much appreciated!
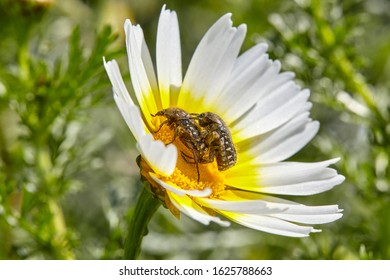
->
[124,186,161,260]
[48,198,75,260]
[35,147,74,259]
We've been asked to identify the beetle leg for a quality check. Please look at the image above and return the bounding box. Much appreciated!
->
[180,150,200,182]
[154,119,169,133]
[193,149,200,182]
[181,151,195,163]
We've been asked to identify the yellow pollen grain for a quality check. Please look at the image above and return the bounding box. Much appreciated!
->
[151,115,226,198]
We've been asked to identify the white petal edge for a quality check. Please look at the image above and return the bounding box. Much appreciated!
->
[257,174,346,196]
[130,24,159,94]
[237,112,319,164]
[150,173,212,197]
[156,5,182,108]
[136,134,177,177]
[231,87,310,137]
[221,59,283,123]
[230,43,269,78]
[225,158,342,188]
[218,54,273,122]
[195,197,288,214]
[219,211,320,237]
[103,58,149,141]
[113,95,147,141]
[202,24,247,106]
[196,190,343,224]
[124,20,159,118]
[269,211,343,225]
[216,43,271,120]
[103,58,134,106]
[262,193,344,224]
[258,158,341,186]
[178,14,245,109]
[179,13,233,101]
[168,192,230,227]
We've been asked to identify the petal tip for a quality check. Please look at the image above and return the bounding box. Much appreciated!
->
[337,175,346,184]
[311,228,322,234]
[124,18,131,29]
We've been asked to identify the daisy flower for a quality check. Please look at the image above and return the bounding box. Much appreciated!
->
[103,5,344,238]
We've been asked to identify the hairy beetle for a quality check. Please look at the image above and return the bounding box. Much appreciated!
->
[193,112,237,171]
[152,108,206,181]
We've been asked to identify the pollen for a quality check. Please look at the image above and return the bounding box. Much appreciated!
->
[150,115,226,198]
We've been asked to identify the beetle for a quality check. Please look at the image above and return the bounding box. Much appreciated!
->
[151,108,206,181]
[192,112,237,171]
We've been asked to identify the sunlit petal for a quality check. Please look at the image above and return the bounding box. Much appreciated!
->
[225,158,344,196]
[156,5,182,108]
[168,192,230,227]
[103,58,134,106]
[136,134,177,177]
[178,14,246,112]
[124,19,159,121]
[237,112,319,163]
[220,211,319,237]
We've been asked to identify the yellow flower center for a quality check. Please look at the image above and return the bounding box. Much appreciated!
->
[150,115,226,199]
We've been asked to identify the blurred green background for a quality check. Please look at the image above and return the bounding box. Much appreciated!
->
[0,0,389,260]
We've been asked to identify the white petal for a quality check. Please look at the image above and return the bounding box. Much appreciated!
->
[221,59,282,123]
[126,22,159,95]
[136,134,177,177]
[218,44,270,118]
[103,58,134,106]
[124,20,159,118]
[168,192,230,227]
[219,211,318,237]
[217,54,271,122]
[113,96,147,141]
[245,193,344,224]
[150,173,212,197]
[203,24,247,105]
[259,158,341,186]
[270,210,343,224]
[197,190,343,223]
[103,58,148,141]
[196,197,287,214]
[259,174,345,196]
[225,158,344,195]
[178,14,246,109]
[156,5,182,108]
[237,112,319,163]
[231,43,269,78]
[231,87,310,137]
